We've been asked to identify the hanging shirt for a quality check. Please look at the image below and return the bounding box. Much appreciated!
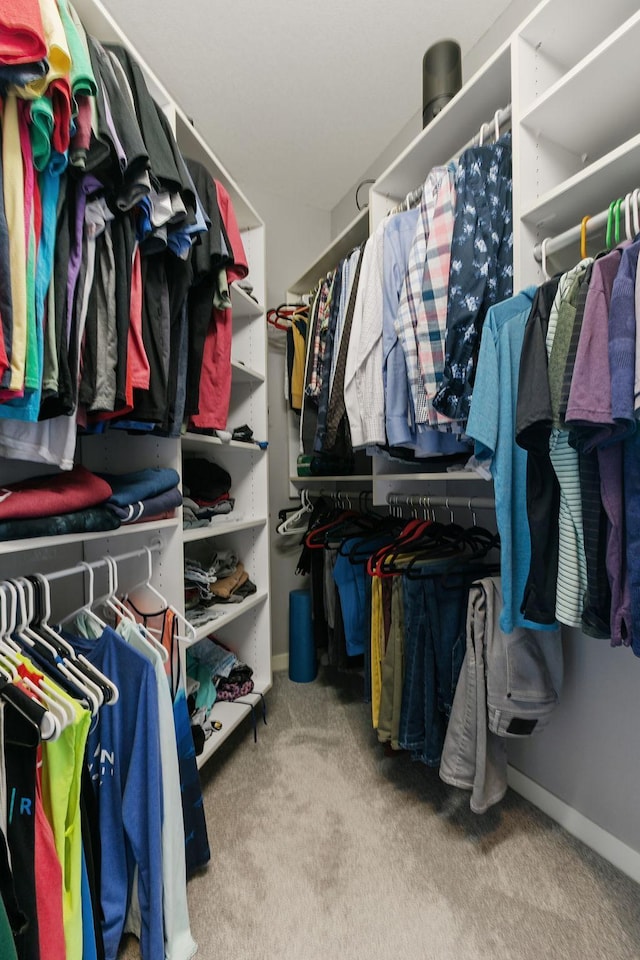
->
[116,619,197,960]
[344,226,385,448]
[467,287,556,633]
[67,627,164,960]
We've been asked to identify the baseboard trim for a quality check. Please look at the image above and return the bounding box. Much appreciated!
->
[271,653,289,673]
[507,766,640,884]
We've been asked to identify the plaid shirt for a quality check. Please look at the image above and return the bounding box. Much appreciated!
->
[395,166,457,432]
[418,163,457,426]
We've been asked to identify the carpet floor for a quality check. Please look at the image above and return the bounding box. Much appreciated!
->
[119,668,640,960]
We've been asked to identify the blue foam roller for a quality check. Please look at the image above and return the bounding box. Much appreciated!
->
[289,589,316,682]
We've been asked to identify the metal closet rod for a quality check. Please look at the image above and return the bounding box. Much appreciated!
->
[43,542,162,585]
[387,493,495,511]
[532,189,640,263]
[533,207,610,262]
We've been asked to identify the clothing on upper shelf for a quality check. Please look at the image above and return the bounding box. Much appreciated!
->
[0,12,253,465]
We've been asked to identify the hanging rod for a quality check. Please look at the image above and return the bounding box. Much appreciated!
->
[388,103,512,212]
[533,189,640,263]
[42,542,162,585]
[387,493,495,511]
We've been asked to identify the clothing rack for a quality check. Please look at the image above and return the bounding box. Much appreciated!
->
[43,543,162,585]
[388,103,512,213]
[387,493,496,513]
[533,188,640,264]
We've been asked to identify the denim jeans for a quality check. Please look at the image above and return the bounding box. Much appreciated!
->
[399,564,468,766]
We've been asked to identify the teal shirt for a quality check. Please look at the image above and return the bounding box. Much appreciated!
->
[467,287,556,633]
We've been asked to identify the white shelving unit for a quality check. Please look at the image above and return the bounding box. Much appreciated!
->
[0,0,273,769]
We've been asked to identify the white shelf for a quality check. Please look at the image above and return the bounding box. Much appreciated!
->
[289,475,373,484]
[0,516,180,556]
[521,133,640,235]
[174,107,262,232]
[288,209,369,297]
[376,471,490,483]
[373,41,511,202]
[231,359,265,383]
[183,517,267,542]
[520,12,640,163]
[195,680,272,769]
[182,432,265,453]
[518,0,638,78]
[185,588,269,645]
[231,283,264,321]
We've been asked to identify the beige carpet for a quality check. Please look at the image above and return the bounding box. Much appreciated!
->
[119,668,640,960]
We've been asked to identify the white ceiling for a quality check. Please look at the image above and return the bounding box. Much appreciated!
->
[101,0,513,210]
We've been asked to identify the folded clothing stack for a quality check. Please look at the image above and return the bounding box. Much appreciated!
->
[184,549,257,625]
[0,465,118,541]
[182,457,235,528]
[98,467,182,524]
[186,635,254,753]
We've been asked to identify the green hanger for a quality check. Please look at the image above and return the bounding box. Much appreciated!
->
[606,200,618,250]
[614,197,623,246]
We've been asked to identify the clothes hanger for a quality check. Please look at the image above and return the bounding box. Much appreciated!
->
[105,555,168,664]
[633,188,640,237]
[124,545,196,645]
[624,193,633,242]
[29,571,112,712]
[0,582,66,738]
[580,215,590,259]
[540,236,551,281]
[11,577,95,724]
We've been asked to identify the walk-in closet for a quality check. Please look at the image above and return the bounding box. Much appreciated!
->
[0,0,639,958]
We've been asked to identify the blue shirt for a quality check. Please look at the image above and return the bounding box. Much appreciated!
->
[69,627,164,960]
[466,287,555,633]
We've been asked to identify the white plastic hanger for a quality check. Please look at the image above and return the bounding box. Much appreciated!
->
[26,573,105,715]
[277,489,314,536]
[124,546,196,645]
[633,188,640,238]
[105,555,168,664]
[0,581,63,739]
[540,236,551,281]
[624,193,633,241]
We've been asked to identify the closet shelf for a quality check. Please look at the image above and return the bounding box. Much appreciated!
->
[0,517,180,557]
[520,132,640,235]
[182,432,265,453]
[231,360,265,383]
[289,209,369,296]
[517,0,638,79]
[375,470,491,483]
[289,475,373,484]
[231,283,264,320]
[184,589,269,646]
[182,517,267,543]
[372,40,511,204]
[519,11,640,162]
[195,680,272,770]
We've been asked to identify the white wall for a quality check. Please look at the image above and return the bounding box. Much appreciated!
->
[246,187,331,666]
[331,0,542,238]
